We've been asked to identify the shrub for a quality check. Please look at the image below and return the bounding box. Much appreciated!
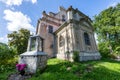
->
[72,51,79,62]
[114,46,120,55]
[0,43,15,61]
[98,42,110,58]
[108,54,118,59]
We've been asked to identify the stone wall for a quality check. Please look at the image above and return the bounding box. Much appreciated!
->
[19,53,47,73]
[79,52,101,61]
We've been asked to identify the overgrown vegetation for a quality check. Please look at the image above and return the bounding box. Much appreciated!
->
[0,28,30,79]
[93,3,120,58]
[72,51,79,62]
[0,42,18,80]
[29,58,120,80]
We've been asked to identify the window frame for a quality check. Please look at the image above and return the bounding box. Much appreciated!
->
[84,32,90,45]
[48,25,53,33]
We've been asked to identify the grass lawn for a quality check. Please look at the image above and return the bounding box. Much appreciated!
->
[30,58,120,80]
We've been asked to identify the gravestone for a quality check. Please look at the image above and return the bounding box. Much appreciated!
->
[19,35,47,73]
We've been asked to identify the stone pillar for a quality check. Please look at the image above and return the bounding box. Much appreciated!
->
[91,33,98,51]
[57,35,60,54]
[35,37,39,51]
[80,30,85,51]
[89,33,94,51]
[27,37,31,51]
[71,24,76,51]
[70,26,74,51]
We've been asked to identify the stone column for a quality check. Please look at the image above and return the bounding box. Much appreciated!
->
[80,30,85,51]
[89,33,94,51]
[70,25,74,51]
[35,37,39,51]
[57,35,60,54]
[27,37,32,51]
[92,33,98,51]
[71,24,75,51]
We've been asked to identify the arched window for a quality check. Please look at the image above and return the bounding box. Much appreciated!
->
[59,36,64,47]
[62,15,66,21]
[48,25,53,33]
[84,33,90,45]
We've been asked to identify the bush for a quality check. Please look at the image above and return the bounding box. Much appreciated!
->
[0,43,15,61]
[98,42,110,58]
[108,54,118,59]
[72,51,79,62]
[0,43,18,72]
[114,46,120,55]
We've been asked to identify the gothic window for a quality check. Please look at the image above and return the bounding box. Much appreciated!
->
[48,25,53,33]
[62,15,66,21]
[59,36,64,47]
[84,33,90,45]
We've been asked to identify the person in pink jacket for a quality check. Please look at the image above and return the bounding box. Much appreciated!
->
[16,63,26,76]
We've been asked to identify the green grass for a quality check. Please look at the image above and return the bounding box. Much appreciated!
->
[30,58,120,80]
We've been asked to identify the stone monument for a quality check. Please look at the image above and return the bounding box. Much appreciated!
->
[19,35,47,73]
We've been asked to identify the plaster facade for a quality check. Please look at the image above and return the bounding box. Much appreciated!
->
[36,6,101,61]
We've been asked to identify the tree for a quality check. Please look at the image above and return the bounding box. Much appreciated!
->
[93,3,120,56]
[0,42,14,61]
[8,28,30,54]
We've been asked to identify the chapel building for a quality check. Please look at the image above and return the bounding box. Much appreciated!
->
[36,6,101,61]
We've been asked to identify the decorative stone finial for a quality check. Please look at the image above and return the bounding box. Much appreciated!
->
[42,11,46,14]
[70,5,72,8]
[67,5,73,11]
[76,8,78,11]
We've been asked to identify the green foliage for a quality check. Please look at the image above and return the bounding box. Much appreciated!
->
[0,42,18,79]
[114,46,120,55]
[0,56,18,80]
[0,42,15,61]
[8,28,30,54]
[98,42,110,58]
[93,3,120,57]
[29,58,120,80]
[72,51,79,62]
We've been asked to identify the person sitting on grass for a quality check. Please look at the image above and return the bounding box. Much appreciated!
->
[16,63,26,76]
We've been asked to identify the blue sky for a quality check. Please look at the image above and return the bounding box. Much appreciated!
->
[0,0,120,43]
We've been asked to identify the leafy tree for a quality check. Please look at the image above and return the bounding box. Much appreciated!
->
[0,42,14,61]
[93,3,120,57]
[8,28,30,54]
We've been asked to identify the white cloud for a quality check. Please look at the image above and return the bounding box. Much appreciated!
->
[0,0,37,6]
[107,0,120,8]
[31,0,37,4]
[107,2,118,8]
[0,0,23,6]
[0,35,8,44]
[3,9,35,32]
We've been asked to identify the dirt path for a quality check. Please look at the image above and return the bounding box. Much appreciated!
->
[8,73,32,80]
